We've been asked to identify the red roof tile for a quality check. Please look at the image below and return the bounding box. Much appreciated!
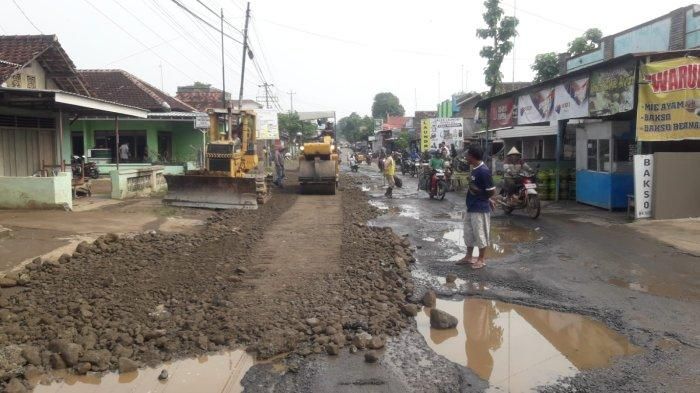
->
[79,70,195,112]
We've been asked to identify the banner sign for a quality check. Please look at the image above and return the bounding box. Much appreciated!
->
[373,118,383,131]
[633,154,654,219]
[637,56,700,141]
[553,77,589,120]
[488,98,514,128]
[420,118,431,152]
[589,63,635,116]
[517,88,555,125]
[256,109,279,140]
[428,118,464,150]
[194,113,210,129]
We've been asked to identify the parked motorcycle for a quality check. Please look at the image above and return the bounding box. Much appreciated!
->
[71,156,100,180]
[497,170,541,219]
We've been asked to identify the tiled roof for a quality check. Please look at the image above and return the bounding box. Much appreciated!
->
[79,70,195,112]
[176,90,260,111]
[0,35,89,95]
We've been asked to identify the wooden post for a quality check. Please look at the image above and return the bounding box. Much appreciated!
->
[115,116,120,171]
[58,109,65,171]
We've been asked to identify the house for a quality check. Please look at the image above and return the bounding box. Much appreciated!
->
[0,35,147,209]
[69,70,204,174]
[176,83,262,111]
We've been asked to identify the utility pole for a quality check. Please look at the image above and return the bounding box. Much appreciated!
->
[258,82,274,109]
[220,8,226,109]
[288,90,295,113]
[512,0,517,84]
[238,2,251,112]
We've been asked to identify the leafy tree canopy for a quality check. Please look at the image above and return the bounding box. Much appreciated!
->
[476,0,519,95]
[568,28,603,56]
[531,52,560,83]
[371,92,405,119]
[338,112,375,143]
[278,112,318,140]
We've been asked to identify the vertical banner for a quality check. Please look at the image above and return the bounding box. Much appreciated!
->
[420,119,431,152]
[633,155,654,219]
[488,98,514,128]
[636,56,700,141]
[589,63,635,116]
[553,77,589,120]
[255,109,279,140]
[517,88,555,124]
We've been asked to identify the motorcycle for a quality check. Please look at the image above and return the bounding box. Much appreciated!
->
[365,153,372,165]
[418,165,448,200]
[350,162,359,172]
[71,155,100,180]
[401,157,417,177]
[497,170,541,219]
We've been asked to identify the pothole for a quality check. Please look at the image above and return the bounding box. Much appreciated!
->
[416,298,640,392]
[442,222,541,259]
[32,350,255,393]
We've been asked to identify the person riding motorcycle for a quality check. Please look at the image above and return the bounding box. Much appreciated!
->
[503,147,532,202]
[428,151,445,191]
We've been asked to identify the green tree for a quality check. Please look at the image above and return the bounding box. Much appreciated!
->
[395,132,410,151]
[568,28,603,56]
[278,112,318,141]
[476,0,519,95]
[338,112,374,143]
[531,52,560,83]
[371,92,405,118]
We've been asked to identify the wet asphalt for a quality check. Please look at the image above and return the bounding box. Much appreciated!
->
[243,160,700,393]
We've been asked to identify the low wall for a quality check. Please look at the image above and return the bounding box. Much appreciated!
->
[110,166,167,199]
[97,163,188,176]
[0,172,72,210]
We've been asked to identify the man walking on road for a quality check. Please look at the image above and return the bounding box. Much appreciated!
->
[384,153,396,198]
[273,147,285,187]
[457,146,495,269]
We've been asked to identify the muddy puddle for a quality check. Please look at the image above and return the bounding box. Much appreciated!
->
[607,277,700,301]
[368,201,420,219]
[416,298,639,392]
[442,221,541,259]
[32,350,255,393]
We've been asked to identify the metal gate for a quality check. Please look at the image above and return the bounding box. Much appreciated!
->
[0,115,57,176]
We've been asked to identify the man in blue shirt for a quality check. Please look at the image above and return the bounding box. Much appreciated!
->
[456,146,495,269]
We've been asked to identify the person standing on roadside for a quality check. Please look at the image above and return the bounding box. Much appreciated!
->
[383,152,396,198]
[456,146,495,269]
[273,147,285,187]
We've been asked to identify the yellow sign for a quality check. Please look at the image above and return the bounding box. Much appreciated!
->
[420,119,431,152]
[637,56,700,141]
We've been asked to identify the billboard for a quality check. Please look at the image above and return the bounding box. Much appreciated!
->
[517,88,555,124]
[427,118,464,150]
[488,98,514,128]
[255,109,279,140]
[636,56,700,141]
[589,63,635,117]
[553,77,589,120]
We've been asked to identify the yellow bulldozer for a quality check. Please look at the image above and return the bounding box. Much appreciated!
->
[163,109,271,209]
[298,125,339,195]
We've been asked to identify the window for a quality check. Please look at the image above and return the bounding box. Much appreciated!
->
[157,132,172,163]
[586,139,611,172]
[10,74,21,88]
[26,75,36,89]
[587,140,598,171]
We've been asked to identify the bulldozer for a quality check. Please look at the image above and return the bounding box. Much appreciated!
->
[163,109,271,209]
[298,123,339,195]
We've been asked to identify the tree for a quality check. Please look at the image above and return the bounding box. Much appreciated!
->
[568,28,603,56]
[476,0,519,95]
[278,112,318,141]
[338,112,374,143]
[395,132,410,151]
[371,92,405,119]
[531,52,560,83]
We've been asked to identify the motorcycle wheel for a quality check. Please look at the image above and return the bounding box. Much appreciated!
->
[91,171,100,179]
[402,167,407,175]
[437,180,447,201]
[502,204,514,215]
[526,195,541,219]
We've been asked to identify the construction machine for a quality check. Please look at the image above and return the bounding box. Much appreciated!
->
[163,109,271,209]
[298,122,339,195]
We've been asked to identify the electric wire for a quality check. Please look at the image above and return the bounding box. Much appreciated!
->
[12,0,43,34]
[169,0,243,44]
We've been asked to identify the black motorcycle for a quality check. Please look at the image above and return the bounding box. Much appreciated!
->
[71,156,100,179]
[401,157,417,177]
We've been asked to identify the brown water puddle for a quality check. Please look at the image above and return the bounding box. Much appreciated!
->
[416,298,639,392]
[443,221,541,259]
[607,277,700,301]
[32,350,254,393]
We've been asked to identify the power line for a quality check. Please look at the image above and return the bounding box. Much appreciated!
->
[12,0,43,34]
[81,0,199,82]
[194,0,243,34]
[169,0,243,44]
[498,0,585,33]
[103,36,180,66]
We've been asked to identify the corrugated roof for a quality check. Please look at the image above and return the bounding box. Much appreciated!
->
[79,69,195,112]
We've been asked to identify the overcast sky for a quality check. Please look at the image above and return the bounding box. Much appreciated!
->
[2,0,695,117]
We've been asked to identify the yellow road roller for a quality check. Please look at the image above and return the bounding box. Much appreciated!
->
[299,132,339,195]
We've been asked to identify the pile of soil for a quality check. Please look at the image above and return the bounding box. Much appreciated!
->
[0,175,417,391]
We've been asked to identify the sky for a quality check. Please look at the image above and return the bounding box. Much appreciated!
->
[1,0,695,118]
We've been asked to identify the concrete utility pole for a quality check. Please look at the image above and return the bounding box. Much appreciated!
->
[220,8,226,109]
[238,2,251,112]
[258,82,274,109]
[288,90,295,113]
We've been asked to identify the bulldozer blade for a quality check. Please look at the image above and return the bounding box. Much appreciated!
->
[163,174,261,209]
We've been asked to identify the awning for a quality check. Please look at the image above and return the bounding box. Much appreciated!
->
[297,111,336,121]
[0,87,148,118]
[495,124,558,139]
